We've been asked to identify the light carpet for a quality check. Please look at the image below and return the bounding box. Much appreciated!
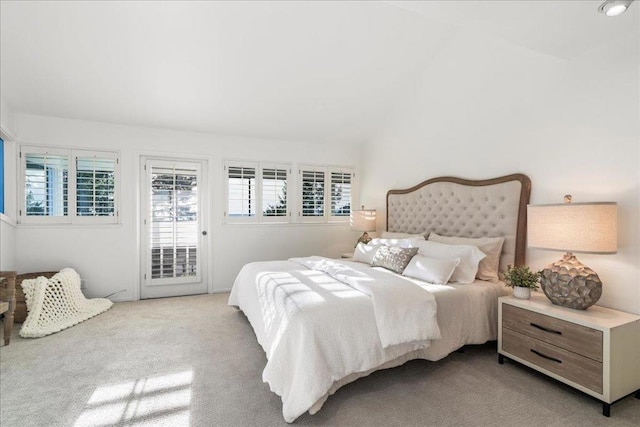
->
[1,293,638,426]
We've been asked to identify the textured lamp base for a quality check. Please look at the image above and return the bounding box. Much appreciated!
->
[540,253,602,310]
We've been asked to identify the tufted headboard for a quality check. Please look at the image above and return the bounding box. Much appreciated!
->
[386,174,531,271]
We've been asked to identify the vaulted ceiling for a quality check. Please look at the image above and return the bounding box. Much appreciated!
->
[1,1,637,143]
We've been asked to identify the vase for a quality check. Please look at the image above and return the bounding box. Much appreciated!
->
[540,253,601,310]
[513,286,531,300]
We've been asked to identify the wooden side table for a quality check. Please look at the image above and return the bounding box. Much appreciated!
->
[0,271,17,346]
[498,294,640,416]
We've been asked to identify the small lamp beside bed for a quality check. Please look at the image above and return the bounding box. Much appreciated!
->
[350,206,377,246]
[527,196,617,310]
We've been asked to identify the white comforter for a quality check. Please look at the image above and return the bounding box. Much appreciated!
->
[290,256,440,348]
[228,257,440,422]
[228,257,508,422]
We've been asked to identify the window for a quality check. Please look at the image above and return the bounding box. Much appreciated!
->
[226,162,257,222]
[224,160,352,225]
[0,138,4,214]
[76,154,116,218]
[20,146,119,224]
[329,168,352,221]
[225,161,290,223]
[149,163,199,279]
[299,165,354,223]
[261,164,289,221]
[24,149,68,218]
[300,166,326,221]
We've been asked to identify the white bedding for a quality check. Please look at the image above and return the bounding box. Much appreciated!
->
[228,258,509,422]
[290,256,440,348]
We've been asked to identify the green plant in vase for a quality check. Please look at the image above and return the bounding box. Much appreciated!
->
[503,265,541,300]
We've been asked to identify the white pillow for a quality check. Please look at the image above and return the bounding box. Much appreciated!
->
[428,233,505,281]
[352,243,382,264]
[380,231,425,240]
[369,237,422,248]
[410,240,486,284]
[402,255,460,285]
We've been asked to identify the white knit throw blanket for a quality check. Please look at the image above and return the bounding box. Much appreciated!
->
[20,268,113,338]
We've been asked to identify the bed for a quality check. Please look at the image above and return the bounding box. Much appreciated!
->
[228,174,531,422]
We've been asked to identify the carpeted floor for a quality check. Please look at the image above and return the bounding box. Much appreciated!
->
[1,293,638,426]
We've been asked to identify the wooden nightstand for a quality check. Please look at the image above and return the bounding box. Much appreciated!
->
[498,294,640,417]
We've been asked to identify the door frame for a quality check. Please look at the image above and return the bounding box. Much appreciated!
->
[134,151,212,300]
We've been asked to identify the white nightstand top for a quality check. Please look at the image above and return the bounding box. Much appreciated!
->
[500,293,640,330]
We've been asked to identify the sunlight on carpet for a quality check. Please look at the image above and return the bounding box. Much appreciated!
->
[73,370,193,427]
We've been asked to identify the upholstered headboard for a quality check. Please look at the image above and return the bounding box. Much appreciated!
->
[386,174,531,271]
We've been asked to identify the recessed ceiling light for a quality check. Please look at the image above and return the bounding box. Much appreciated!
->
[598,0,634,16]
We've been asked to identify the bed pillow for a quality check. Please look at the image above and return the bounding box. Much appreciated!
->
[370,246,419,275]
[352,243,382,264]
[380,231,426,240]
[402,256,460,285]
[410,240,486,284]
[428,233,505,281]
[369,237,422,248]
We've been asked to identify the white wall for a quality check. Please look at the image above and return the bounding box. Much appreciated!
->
[1,98,16,135]
[0,218,16,271]
[12,114,362,300]
[0,98,18,271]
[361,28,640,314]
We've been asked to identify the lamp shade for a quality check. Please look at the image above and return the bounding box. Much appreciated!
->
[527,202,617,254]
[351,208,376,232]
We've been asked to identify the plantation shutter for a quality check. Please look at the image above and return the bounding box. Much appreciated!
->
[226,162,257,222]
[150,165,199,280]
[20,146,119,224]
[262,165,288,221]
[24,150,69,218]
[299,166,326,221]
[329,169,352,220]
[75,153,117,218]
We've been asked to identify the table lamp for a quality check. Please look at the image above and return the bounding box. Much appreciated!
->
[351,206,376,247]
[527,196,617,310]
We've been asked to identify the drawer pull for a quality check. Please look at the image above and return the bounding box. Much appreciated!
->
[530,349,562,364]
[530,322,562,335]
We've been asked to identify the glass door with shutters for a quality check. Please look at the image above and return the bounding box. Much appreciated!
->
[140,158,208,299]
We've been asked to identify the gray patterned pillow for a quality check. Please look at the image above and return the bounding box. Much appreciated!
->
[371,246,419,274]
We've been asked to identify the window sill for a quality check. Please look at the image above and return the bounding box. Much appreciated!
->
[0,213,17,227]
[16,222,123,229]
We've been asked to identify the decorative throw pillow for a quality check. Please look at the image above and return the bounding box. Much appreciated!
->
[371,246,419,275]
[428,233,505,281]
[410,240,486,284]
[352,243,382,264]
[402,255,460,285]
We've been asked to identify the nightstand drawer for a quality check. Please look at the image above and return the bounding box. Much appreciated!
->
[502,328,603,393]
[503,304,603,362]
